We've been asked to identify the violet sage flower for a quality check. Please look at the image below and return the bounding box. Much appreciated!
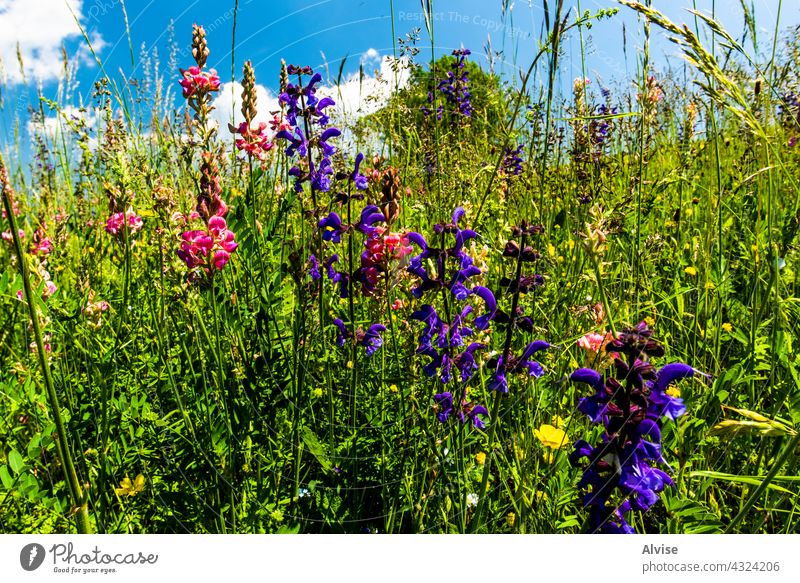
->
[569,323,702,534]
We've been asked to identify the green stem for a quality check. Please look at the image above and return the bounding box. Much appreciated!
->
[2,170,91,534]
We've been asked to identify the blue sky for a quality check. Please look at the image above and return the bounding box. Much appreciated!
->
[0,0,798,147]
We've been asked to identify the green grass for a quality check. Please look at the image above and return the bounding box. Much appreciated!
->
[1,1,799,534]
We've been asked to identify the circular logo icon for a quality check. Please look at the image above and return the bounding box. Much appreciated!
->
[20,543,46,571]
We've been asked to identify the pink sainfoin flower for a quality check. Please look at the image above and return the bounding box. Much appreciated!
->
[105,209,143,237]
[29,226,52,255]
[179,66,221,98]
[177,215,238,273]
[1,229,24,242]
[16,280,57,301]
[577,330,617,370]
[269,113,292,134]
[368,227,412,262]
[230,121,274,160]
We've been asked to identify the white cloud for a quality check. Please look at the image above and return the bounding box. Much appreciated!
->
[208,81,281,130]
[360,47,381,66]
[209,55,411,133]
[319,55,411,121]
[0,0,104,85]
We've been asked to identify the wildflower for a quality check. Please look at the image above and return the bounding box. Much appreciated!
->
[1,229,24,243]
[569,323,702,533]
[179,65,221,98]
[43,281,57,299]
[319,212,345,243]
[105,209,143,237]
[684,266,697,276]
[29,226,53,255]
[475,452,486,465]
[506,512,517,527]
[436,48,473,119]
[308,254,321,280]
[466,493,479,508]
[356,323,386,357]
[83,293,110,330]
[115,474,145,497]
[177,216,238,274]
[196,153,227,220]
[432,391,489,429]
[487,340,550,393]
[534,424,568,450]
[721,322,733,333]
[350,152,369,190]
[502,144,524,176]
[230,121,273,160]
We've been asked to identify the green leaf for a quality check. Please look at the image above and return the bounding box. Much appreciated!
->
[300,427,333,473]
[8,450,24,475]
[0,465,14,489]
[690,471,797,497]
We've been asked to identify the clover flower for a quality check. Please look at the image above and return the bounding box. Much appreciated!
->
[569,323,702,533]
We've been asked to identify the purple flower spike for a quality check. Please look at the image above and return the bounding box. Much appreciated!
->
[568,323,698,534]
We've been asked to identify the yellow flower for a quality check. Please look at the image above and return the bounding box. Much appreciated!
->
[346,361,353,369]
[684,266,697,276]
[514,444,525,461]
[721,322,733,333]
[475,452,486,466]
[666,385,681,398]
[506,512,516,527]
[534,424,568,450]
[115,474,145,497]
[312,387,323,398]
[389,384,398,393]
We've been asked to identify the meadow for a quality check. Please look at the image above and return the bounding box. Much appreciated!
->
[1,0,800,534]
